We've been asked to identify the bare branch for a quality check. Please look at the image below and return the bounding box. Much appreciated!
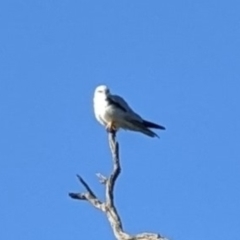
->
[69,192,88,200]
[106,132,121,204]
[76,174,96,198]
[69,175,105,211]
[69,131,168,240]
[96,173,107,184]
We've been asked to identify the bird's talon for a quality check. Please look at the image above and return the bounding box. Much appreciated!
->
[106,122,117,133]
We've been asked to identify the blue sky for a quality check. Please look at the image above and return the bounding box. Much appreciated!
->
[0,1,239,239]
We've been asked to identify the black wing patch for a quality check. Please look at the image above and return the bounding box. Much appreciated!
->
[107,96,127,112]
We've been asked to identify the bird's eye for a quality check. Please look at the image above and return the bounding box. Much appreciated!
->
[98,90,103,93]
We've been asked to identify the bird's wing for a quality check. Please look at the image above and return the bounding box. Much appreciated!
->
[107,94,142,118]
[108,94,146,123]
[107,94,134,112]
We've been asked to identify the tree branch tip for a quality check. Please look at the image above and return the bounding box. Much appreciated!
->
[69,192,87,201]
[96,173,107,184]
[69,192,80,199]
[76,174,88,187]
[76,174,83,181]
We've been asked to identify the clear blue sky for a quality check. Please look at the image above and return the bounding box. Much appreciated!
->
[0,1,239,240]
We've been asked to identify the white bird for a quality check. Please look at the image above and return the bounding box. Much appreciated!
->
[93,85,165,138]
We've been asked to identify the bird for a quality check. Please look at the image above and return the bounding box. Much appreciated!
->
[93,85,165,138]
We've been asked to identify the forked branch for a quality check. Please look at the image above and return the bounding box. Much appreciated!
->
[69,132,167,240]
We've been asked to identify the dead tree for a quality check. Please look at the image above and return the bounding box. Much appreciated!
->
[69,132,168,240]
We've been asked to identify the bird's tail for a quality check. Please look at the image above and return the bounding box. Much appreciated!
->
[126,120,159,138]
[143,120,166,130]
[139,128,159,138]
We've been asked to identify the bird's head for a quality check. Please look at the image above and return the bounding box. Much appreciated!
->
[94,85,110,97]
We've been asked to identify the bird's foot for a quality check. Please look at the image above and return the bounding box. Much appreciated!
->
[106,121,117,134]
